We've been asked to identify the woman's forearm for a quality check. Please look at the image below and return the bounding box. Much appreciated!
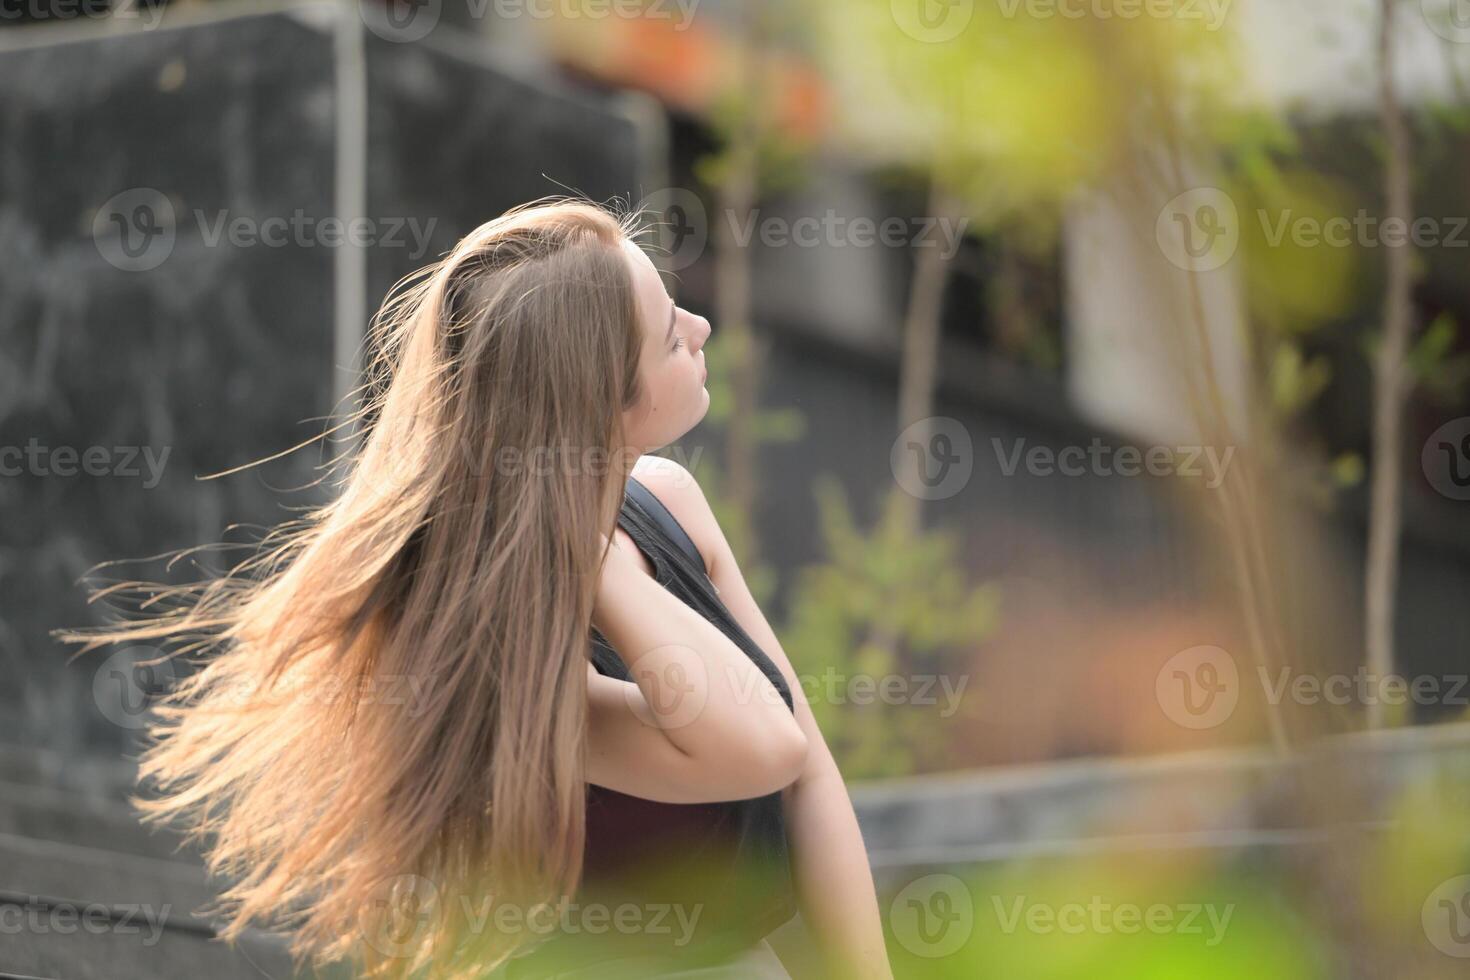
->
[592,555,808,773]
[785,749,894,980]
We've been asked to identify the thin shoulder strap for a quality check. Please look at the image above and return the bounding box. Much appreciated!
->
[624,474,708,576]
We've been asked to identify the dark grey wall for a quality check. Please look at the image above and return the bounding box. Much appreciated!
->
[0,7,643,761]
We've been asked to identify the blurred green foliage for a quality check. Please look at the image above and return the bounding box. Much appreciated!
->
[780,478,998,779]
[880,858,1327,980]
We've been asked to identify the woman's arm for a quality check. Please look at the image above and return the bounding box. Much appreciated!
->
[632,457,895,980]
[586,524,809,803]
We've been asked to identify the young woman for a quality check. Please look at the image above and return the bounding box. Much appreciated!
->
[62,199,893,979]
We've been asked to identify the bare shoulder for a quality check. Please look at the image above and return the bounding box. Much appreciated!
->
[630,455,723,575]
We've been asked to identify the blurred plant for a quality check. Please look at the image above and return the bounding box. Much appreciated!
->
[1215,24,1470,731]
[1220,99,1470,489]
[780,476,998,779]
[1403,312,1470,405]
[1368,778,1470,928]
[811,0,1173,539]
[1221,123,1367,501]
[810,0,1245,736]
[879,856,1324,980]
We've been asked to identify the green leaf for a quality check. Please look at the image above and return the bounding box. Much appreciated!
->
[1408,311,1457,379]
[1330,453,1364,488]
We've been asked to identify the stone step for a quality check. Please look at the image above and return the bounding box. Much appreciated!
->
[0,744,136,798]
[0,832,354,979]
[0,911,309,980]
[0,780,194,864]
[850,726,1470,872]
[0,832,217,934]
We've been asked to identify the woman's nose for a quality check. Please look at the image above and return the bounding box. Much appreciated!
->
[692,316,712,351]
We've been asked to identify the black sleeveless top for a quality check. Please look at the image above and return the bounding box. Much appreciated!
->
[503,476,799,978]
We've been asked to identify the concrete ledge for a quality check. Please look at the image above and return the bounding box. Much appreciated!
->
[0,780,192,863]
[0,743,137,798]
[849,725,1470,870]
[0,918,307,980]
[0,832,218,932]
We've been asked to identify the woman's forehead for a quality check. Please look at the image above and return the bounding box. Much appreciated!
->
[621,238,660,287]
[621,241,669,327]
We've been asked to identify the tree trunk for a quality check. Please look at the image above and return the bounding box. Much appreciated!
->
[860,176,959,668]
[713,0,768,568]
[892,178,959,538]
[1365,0,1416,730]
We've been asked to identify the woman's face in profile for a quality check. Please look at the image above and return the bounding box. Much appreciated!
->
[620,237,711,453]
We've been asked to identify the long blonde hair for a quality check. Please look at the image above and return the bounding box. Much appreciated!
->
[58,197,648,977]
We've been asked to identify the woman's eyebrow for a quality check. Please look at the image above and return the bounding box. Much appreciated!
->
[664,299,677,344]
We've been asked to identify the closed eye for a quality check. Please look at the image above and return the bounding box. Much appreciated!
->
[672,336,684,352]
